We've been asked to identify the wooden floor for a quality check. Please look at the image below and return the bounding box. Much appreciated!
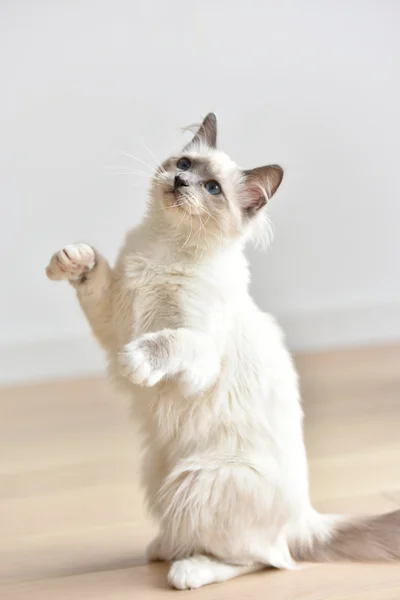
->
[1,344,400,599]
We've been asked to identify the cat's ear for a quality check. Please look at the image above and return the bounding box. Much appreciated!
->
[241,165,284,213]
[184,113,217,150]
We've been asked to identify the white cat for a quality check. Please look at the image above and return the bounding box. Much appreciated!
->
[46,114,399,590]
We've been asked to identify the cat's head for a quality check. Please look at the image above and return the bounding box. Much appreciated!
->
[150,113,283,249]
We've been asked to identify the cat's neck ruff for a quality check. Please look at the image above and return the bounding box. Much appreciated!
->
[124,210,248,271]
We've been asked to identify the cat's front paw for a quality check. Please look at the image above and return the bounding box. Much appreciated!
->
[119,333,171,387]
[46,244,96,281]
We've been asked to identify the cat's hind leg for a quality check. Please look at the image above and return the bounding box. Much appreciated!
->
[168,555,263,590]
[147,535,171,562]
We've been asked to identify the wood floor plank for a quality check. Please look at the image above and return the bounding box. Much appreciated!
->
[1,343,400,598]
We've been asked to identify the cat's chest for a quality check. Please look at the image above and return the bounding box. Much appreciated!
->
[133,282,183,334]
[122,253,228,335]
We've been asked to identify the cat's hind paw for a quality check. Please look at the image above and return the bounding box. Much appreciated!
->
[146,535,176,562]
[46,244,95,281]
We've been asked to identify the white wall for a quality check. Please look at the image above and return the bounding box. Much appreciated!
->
[1,0,399,383]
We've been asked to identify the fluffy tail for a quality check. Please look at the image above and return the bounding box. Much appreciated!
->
[291,509,400,562]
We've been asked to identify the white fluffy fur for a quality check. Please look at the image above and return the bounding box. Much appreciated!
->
[45,116,398,590]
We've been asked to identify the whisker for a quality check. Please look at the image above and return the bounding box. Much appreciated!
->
[139,142,165,173]
[200,206,224,248]
[104,164,149,172]
[104,168,154,178]
[175,207,188,229]
[164,202,186,209]
[109,149,160,176]
[179,211,193,251]
[195,211,208,264]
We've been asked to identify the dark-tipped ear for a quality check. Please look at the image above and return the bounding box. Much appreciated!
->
[184,113,217,150]
[242,165,284,213]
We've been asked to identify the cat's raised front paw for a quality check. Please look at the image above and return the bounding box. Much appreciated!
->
[118,333,171,387]
[46,244,95,281]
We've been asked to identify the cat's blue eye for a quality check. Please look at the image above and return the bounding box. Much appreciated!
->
[204,180,221,195]
[177,157,191,171]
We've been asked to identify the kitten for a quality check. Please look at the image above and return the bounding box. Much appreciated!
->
[46,114,400,590]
